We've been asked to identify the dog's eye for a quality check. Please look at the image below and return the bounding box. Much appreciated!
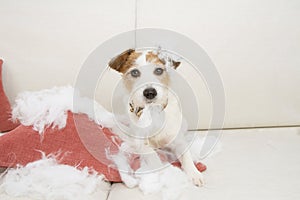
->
[154,68,164,75]
[130,69,140,77]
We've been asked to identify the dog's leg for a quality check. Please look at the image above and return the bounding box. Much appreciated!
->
[168,130,204,186]
[179,150,204,187]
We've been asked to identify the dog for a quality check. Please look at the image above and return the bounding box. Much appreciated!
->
[108,49,204,187]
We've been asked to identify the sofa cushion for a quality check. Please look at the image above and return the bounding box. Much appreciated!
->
[0,59,20,132]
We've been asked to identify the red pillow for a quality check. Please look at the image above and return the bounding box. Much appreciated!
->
[0,112,206,182]
[0,112,122,182]
[0,59,20,132]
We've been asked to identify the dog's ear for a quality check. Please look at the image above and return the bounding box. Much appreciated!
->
[156,51,181,69]
[108,49,135,73]
[172,61,181,69]
[162,59,181,69]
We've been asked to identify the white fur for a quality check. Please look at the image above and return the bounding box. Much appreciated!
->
[127,64,169,113]
[134,51,148,66]
[0,154,109,200]
[12,86,115,134]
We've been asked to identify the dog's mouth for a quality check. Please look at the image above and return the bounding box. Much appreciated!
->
[129,101,168,118]
[129,102,144,117]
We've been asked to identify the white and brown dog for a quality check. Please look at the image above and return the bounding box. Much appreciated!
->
[109,49,204,186]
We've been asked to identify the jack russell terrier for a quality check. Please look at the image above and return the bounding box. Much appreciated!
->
[108,49,204,187]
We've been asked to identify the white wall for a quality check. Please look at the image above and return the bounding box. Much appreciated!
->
[0,0,299,129]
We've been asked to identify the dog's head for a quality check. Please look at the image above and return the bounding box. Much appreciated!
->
[109,49,181,117]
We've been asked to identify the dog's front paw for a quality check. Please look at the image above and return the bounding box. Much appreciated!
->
[188,171,204,187]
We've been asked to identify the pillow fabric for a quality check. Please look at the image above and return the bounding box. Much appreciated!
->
[0,112,121,182]
[0,112,206,182]
[0,59,20,132]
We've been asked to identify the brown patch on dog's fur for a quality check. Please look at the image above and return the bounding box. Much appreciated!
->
[146,51,181,69]
[109,49,141,73]
[146,52,170,86]
[146,52,165,65]
[172,61,181,69]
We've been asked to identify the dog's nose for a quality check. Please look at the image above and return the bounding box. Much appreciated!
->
[143,88,157,100]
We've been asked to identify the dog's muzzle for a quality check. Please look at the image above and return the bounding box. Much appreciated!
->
[143,87,157,100]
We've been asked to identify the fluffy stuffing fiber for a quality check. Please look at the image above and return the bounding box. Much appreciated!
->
[121,160,193,200]
[12,86,114,133]
[0,154,110,200]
